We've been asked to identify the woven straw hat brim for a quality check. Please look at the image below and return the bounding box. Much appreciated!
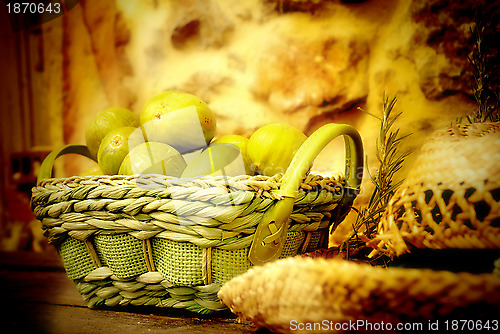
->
[218,256,500,333]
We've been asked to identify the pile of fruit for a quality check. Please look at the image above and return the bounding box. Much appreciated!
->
[83,90,308,179]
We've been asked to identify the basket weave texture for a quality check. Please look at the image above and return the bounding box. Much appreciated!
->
[31,172,347,313]
[367,122,500,256]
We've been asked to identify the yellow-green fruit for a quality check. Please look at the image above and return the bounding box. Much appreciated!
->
[247,123,307,176]
[140,90,216,154]
[97,126,137,175]
[181,143,245,178]
[118,142,187,177]
[85,107,139,160]
[213,134,253,175]
[80,164,103,176]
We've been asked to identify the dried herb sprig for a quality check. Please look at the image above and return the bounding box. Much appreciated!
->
[466,8,500,123]
[342,94,411,261]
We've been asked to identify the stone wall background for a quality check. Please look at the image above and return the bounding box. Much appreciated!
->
[1,0,498,247]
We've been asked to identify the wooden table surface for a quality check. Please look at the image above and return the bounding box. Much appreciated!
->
[0,250,263,334]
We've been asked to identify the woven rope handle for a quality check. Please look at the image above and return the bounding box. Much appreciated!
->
[248,123,364,265]
[37,144,96,184]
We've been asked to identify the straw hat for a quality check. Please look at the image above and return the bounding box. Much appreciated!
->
[367,122,500,256]
[218,256,500,333]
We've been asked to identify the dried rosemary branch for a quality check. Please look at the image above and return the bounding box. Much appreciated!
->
[466,8,500,123]
[343,94,411,261]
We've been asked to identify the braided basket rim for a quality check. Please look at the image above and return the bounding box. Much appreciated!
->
[32,172,346,195]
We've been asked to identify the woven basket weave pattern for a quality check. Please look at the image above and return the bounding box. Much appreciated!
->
[59,237,96,279]
[94,234,149,278]
[152,238,204,285]
[32,172,346,312]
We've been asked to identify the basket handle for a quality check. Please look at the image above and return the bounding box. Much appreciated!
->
[37,144,96,184]
[248,123,363,265]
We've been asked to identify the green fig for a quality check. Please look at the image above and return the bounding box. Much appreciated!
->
[140,90,216,154]
[80,164,103,176]
[97,126,137,175]
[247,123,307,176]
[213,134,253,175]
[118,142,187,177]
[85,107,140,160]
[181,143,245,178]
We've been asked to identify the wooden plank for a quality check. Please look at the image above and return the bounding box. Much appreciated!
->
[2,270,85,306]
[0,250,64,270]
[2,301,259,334]
[0,251,263,333]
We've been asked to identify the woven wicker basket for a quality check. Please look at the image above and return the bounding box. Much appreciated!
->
[31,123,364,313]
